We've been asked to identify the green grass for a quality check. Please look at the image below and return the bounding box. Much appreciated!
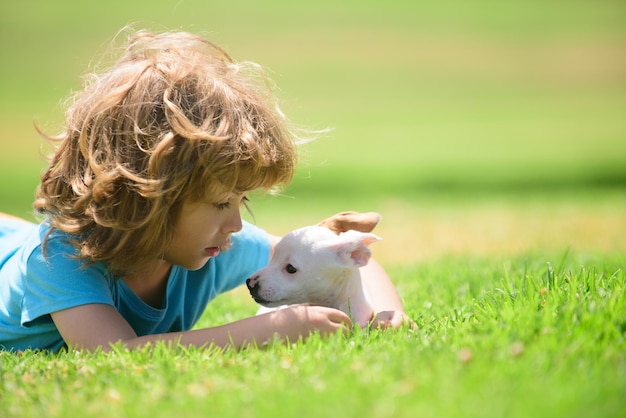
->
[1,252,624,418]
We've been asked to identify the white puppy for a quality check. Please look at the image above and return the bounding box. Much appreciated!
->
[246,225,380,327]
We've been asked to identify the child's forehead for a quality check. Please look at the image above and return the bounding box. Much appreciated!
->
[196,186,249,203]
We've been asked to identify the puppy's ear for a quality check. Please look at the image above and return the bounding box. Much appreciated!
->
[331,231,381,268]
[318,211,381,235]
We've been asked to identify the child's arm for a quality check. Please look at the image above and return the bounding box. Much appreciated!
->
[274,211,413,330]
[51,303,351,352]
[360,259,414,330]
[317,212,413,329]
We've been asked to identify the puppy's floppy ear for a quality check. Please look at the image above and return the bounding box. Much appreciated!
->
[317,211,381,235]
[330,230,381,268]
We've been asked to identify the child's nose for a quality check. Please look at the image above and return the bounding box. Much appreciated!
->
[223,208,243,234]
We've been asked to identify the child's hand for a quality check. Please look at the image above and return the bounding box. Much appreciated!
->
[370,310,416,331]
[317,211,381,234]
[266,304,353,340]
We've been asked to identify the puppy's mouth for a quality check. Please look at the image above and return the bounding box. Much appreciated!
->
[251,295,288,308]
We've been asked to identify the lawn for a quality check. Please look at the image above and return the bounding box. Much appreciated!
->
[1,253,624,418]
[0,1,625,417]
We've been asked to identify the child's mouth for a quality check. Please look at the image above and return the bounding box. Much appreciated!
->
[205,240,231,257]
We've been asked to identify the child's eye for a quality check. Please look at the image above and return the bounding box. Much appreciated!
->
[215,201,231,210]
[214,195,249,211]
[285,264,298,274]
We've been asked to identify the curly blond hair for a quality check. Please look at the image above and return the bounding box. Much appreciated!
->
[35,30,298,275]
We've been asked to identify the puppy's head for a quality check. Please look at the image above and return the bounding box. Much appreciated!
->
[246,226,380,308]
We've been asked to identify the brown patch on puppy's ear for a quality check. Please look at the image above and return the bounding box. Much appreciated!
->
[317,211,381,235]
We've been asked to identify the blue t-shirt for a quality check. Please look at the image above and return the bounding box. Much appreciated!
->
[0,218,270,352]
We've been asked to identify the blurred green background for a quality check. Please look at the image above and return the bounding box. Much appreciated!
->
[1,0,625,260]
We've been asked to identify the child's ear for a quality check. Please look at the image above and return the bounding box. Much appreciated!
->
[330,231,381,268]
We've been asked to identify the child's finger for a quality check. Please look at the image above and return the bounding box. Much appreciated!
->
[317,211,381,234]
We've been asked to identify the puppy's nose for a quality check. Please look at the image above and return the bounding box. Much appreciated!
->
[246,275,259,290]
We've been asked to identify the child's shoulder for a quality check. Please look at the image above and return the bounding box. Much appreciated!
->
[0,216,36,236]
[0,217,38,259]
[1,218,78,266]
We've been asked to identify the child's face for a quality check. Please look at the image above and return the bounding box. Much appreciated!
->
[163,194,246,270]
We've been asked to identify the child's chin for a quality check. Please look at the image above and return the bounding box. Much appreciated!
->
[184,258,213,271]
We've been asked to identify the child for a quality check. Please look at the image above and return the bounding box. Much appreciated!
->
[0,30,409,352]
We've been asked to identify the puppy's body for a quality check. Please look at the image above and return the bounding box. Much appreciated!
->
[246,226,380,327]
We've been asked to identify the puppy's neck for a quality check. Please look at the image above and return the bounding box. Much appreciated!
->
[336,269,374,328]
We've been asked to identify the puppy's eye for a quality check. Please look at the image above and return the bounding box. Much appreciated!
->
[285,264,298,274]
